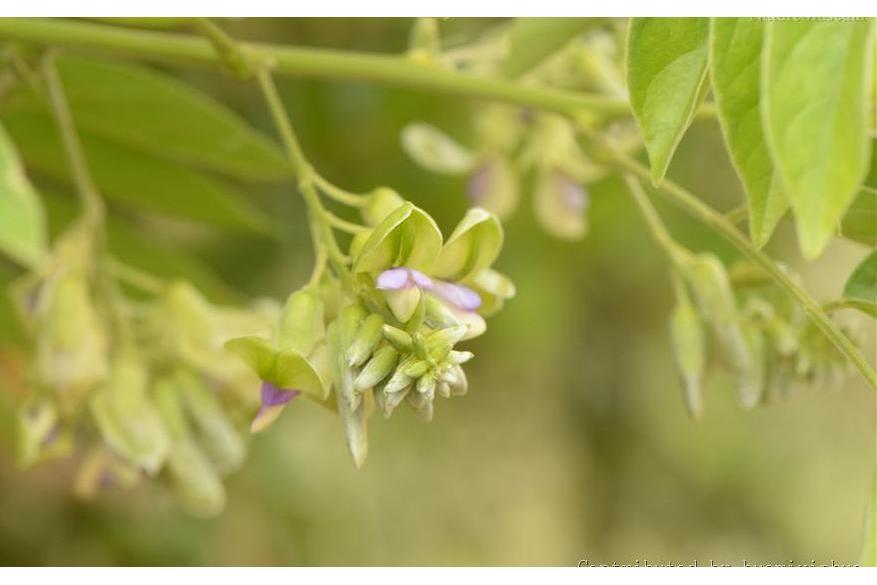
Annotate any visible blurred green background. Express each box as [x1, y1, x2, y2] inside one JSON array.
[[0, 18, 874, 566]]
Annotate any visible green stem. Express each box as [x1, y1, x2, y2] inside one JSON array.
[[325, 212, 368, 235], [614, 153, 876, 392], [0, 18, 631, 118], [623, 175, 686, 265], [42, 52, 104, 225], [255, 66, 353, 288], [312, 174, 367, 208]]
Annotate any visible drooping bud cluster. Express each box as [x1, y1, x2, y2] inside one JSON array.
[[666, 250, 863, 418], [226, 190, 514, 468], [11, 224, 277, 516]]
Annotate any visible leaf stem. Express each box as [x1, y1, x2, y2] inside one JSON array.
[[312, 174, 368, 208], [623, 175, 686, 266], [612, 152, 876, 392]]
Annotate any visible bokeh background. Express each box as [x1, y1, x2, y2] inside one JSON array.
[[0, 18, 874, 566]]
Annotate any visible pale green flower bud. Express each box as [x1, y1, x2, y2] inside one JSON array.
[[382, 325, 414, 352], [278, 288, 325, 355], [383, 284, 423, 323], [467, 157, 520, 220], [669, 277, 706, 419], [533, 170, 589, 241], [346, 314, 385, 367], [426, 324, 468, 361], [448, 350, 474, 365], [401, 358, 430, 378], [436, 381, 451, 399], [354, 345, 399, 392], [383, 366, 414, 394], [327, 319, 368, 468], [362, 187, 405, 227], [375, 385, 409, 418], [416, 373, 436, 396], [401, 123, 476, 175], [16, 398, 73, 466], [407, 382, 435, 422], [440, 364, 468, 396]]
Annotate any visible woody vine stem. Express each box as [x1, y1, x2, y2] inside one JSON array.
[[0, 17, 873, 392]]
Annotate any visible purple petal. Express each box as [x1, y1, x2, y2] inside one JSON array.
[[376, 267, 412, 290], [410, 269, 434, 289], [467, 165, 491, 204], [261, 381, 300, 407], [432, 281, 482, 311], [559, 175, 588, 214]]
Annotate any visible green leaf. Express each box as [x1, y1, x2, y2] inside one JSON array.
[[224, 336, 326, 400], [400, 123, 476, 175], [0, 121, 47, 268], [5, 55, 289, 181], [841, 187, 877, 247], [432, 207, 504, 281], [353, 202, 443, 274], [710, 18, 788, 247], [762, 19, 875, 259], [842, 250, 877, 317], [503, 18, 599, 78], [1, 112, 275, 235], [626, 17, 710, 184]]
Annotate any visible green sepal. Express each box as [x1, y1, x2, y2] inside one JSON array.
[[432, 208, 504, 281], [278, 287, 325, 355], [353, 202, 443, 274], [224, 336, 327, 400]]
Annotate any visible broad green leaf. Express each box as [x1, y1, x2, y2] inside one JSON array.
[[626, 17, 710, 184], [710, 18, 788, 247], [842, 250, 877, 317], [353, 202, 443, 274], [432, 207, 504, 281], [0, 122, 47, 268], [400, 123, 476, 175], [503, 18, 600, 78], [762, 19, 875, 259], [5, 55, 289, 181], [841, 187, 877, 247], [1, 112, 275, 235], [224, 336, 326, 400]]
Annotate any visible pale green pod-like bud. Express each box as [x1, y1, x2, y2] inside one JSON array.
[[362, 187, 405, 227], [176, 369, 246, 474], [533, 170, 589, 241], [401, 358, 430, 378], [669, 277, 706, 419], [436, 381, 451, 399], [416, 373, 436, 396], [36, 273, 109, 409], [407, 383, 434, 422], [448, 350, 474, 365], [383, 365, 414, 394], [466, 157, 521, 220], [739, 324, 767, 409], [682, 254, 756, 395], [375, 385, 409, 418], [401, 123, 476, 175], [16, 398, 73, 466], [426, 325, 468, 356], [278, 288, 325, 355], [347, 314, 385, 367], [354, 345, 399, 392], [90, 352, 170, 475], [441, 364, 468, 396], [327, 320, 368, 468], [382, 325, 414, 352]]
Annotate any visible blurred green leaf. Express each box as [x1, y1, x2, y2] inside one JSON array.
[[841, 187, 877, 247], [5, 55, 289, 181], [503, 18, 597, 78], [842, 249, 877, 317], [41, 188, 241, 303], [0, 122, 48, 268], [762, 20, 875, 259], [1, 112, 276, 235], [710, 18, 787, 248], [626, 17, 710, 184]]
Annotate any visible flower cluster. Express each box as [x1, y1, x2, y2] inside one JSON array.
[[13, 223, 276, 516], [226, 189, 514, 467]]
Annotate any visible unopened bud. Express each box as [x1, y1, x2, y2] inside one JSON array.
[[362, 187, 405, 226], [354, 345, 399, 392], [384, 367, 413, 394], [383, 325, 414, 352], [279, 288, 325, 355], [347, 314, 385, 367]]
